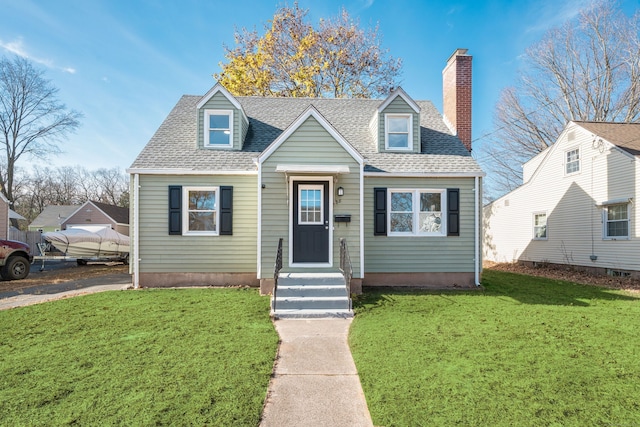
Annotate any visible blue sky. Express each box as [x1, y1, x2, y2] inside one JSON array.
[[1, 0, 638, 173]]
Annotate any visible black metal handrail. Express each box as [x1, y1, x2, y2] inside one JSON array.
[[339, 238, 353, 311], [272, 238, 283, 312]]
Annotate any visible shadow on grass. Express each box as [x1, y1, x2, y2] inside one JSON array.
[[355, 269, 639, 310]]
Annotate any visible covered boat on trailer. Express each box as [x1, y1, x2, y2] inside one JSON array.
[[42, 228, 129, 264]]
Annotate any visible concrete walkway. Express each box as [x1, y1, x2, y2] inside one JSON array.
[[260, 318, 373, 427]]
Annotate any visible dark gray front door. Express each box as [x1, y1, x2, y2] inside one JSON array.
[[292, 181, 330, 263]]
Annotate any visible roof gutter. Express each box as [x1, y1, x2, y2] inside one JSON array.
[[126, 168, 257, 176], [364, 171, 486, 178]]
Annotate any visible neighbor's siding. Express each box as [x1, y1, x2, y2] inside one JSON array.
[[484, 123, 640, 271], [137, 174, 257, 273], [260, 115, 362, 278], [197, 92, 246, 150], [377, 96, 420, 153], [364, 176, 478, 273], [0, 198, 8, 240], [63, 203, 115, 231]]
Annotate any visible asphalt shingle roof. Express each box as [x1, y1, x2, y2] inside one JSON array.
[[575, 121, 640, 157], [90, 201, 130, 224], [29, 205, 79, 229], [130, 94, 484, 174]]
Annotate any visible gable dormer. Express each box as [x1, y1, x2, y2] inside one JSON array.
[[196, 83, 249, 150], [370, 87, 421, 153]]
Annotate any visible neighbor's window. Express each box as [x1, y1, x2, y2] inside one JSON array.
[[204, 110, 233, 147], [565, 148, 580, 174], [533, 212, 547, 240], [389, 189, 444, 235], [183, 187, 218, 235], [385, 114, 412, 150], [603, 203, 629, 239]]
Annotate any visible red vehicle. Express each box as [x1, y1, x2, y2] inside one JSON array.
[[0, 239, 33, 280]]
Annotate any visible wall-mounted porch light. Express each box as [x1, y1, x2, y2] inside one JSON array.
[[337, 186, 344, 197]]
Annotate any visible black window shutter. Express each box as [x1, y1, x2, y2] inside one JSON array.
[[220, 186, 233, 235], [168, 185, 182, 235], [447, 188, 460, 236], [374, 187, 387, 236]]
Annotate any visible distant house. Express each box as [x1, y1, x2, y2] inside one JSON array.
[[62, 201, 130, 236], [28, 205, 79, 233], [128, 48, 485, 298], [484, 121, 640, 278], [0, 194, 10, 239]]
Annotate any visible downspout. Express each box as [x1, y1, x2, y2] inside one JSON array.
[[133, 173, 140, 289], [256, 160, 262, 280], [474, 175, 480, 286], [359, 162, 364, 279]]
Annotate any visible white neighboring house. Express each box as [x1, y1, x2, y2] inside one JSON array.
[[484, 121, 640, 277]]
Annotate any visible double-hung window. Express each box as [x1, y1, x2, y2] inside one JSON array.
[[603, 203, 630, 239], [183, 186, 218, 235], [389, 189, 445, 236], [204, 110, 233, 147], [533, 212, 547, 240], [385, 114, 412, 150], [565, 148, 580, 174]]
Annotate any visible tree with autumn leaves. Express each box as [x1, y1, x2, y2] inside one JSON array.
[[215, 3, 402, 99]]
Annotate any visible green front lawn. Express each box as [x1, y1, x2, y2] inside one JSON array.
[[350, 270, 640, 427], [0, 288, 278, 426]]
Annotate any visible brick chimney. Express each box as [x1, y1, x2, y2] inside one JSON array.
[[442, 48, 472, 151]]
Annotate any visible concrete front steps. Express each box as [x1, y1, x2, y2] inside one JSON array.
[[271, 272, 353, 319]]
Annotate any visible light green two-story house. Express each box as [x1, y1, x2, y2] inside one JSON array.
[[128, 49, 484, 304]]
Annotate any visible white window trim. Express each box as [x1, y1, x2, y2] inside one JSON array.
[[297, 184, 324, 225], [384, 113, 413, 151], [602, 202, 630, 240], [387, 188, 446, 236], [183, 186, 220, 236], [532, 211, 548, 240], [204, 109, 233, 148], [564, 147, 580, 176]]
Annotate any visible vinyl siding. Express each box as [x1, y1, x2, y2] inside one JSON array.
[[260, 115, 362, 278], [484, 123, 640, 271], [0, 199, 8, 239], [377, 96, 420, 153], [197, 92, 245, 150], [63, 203, 116, 231], [364, 176, 478, 273], [136, 174, 257, 273]]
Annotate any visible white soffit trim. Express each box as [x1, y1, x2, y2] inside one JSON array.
[[196, 83, 249, 123], [364, 171, 486, 178], [126, 168, 257, 175], [275, 164, 350, 174], [258, 105, 364, 165], [376, 87, 421, 113]]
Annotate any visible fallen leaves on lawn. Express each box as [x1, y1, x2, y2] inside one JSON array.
[[486, 262, 640, 292]]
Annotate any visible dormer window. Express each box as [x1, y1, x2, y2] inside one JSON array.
[[385, 114, 412, 150], [205, 110, 233, 147]]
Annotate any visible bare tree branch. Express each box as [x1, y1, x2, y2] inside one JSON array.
[[479, 1, 640, 198], [214, 2, 402, 98], [0, 55, 82, 207]]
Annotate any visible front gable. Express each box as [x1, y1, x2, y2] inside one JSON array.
[[258, 106, 364, 167]]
